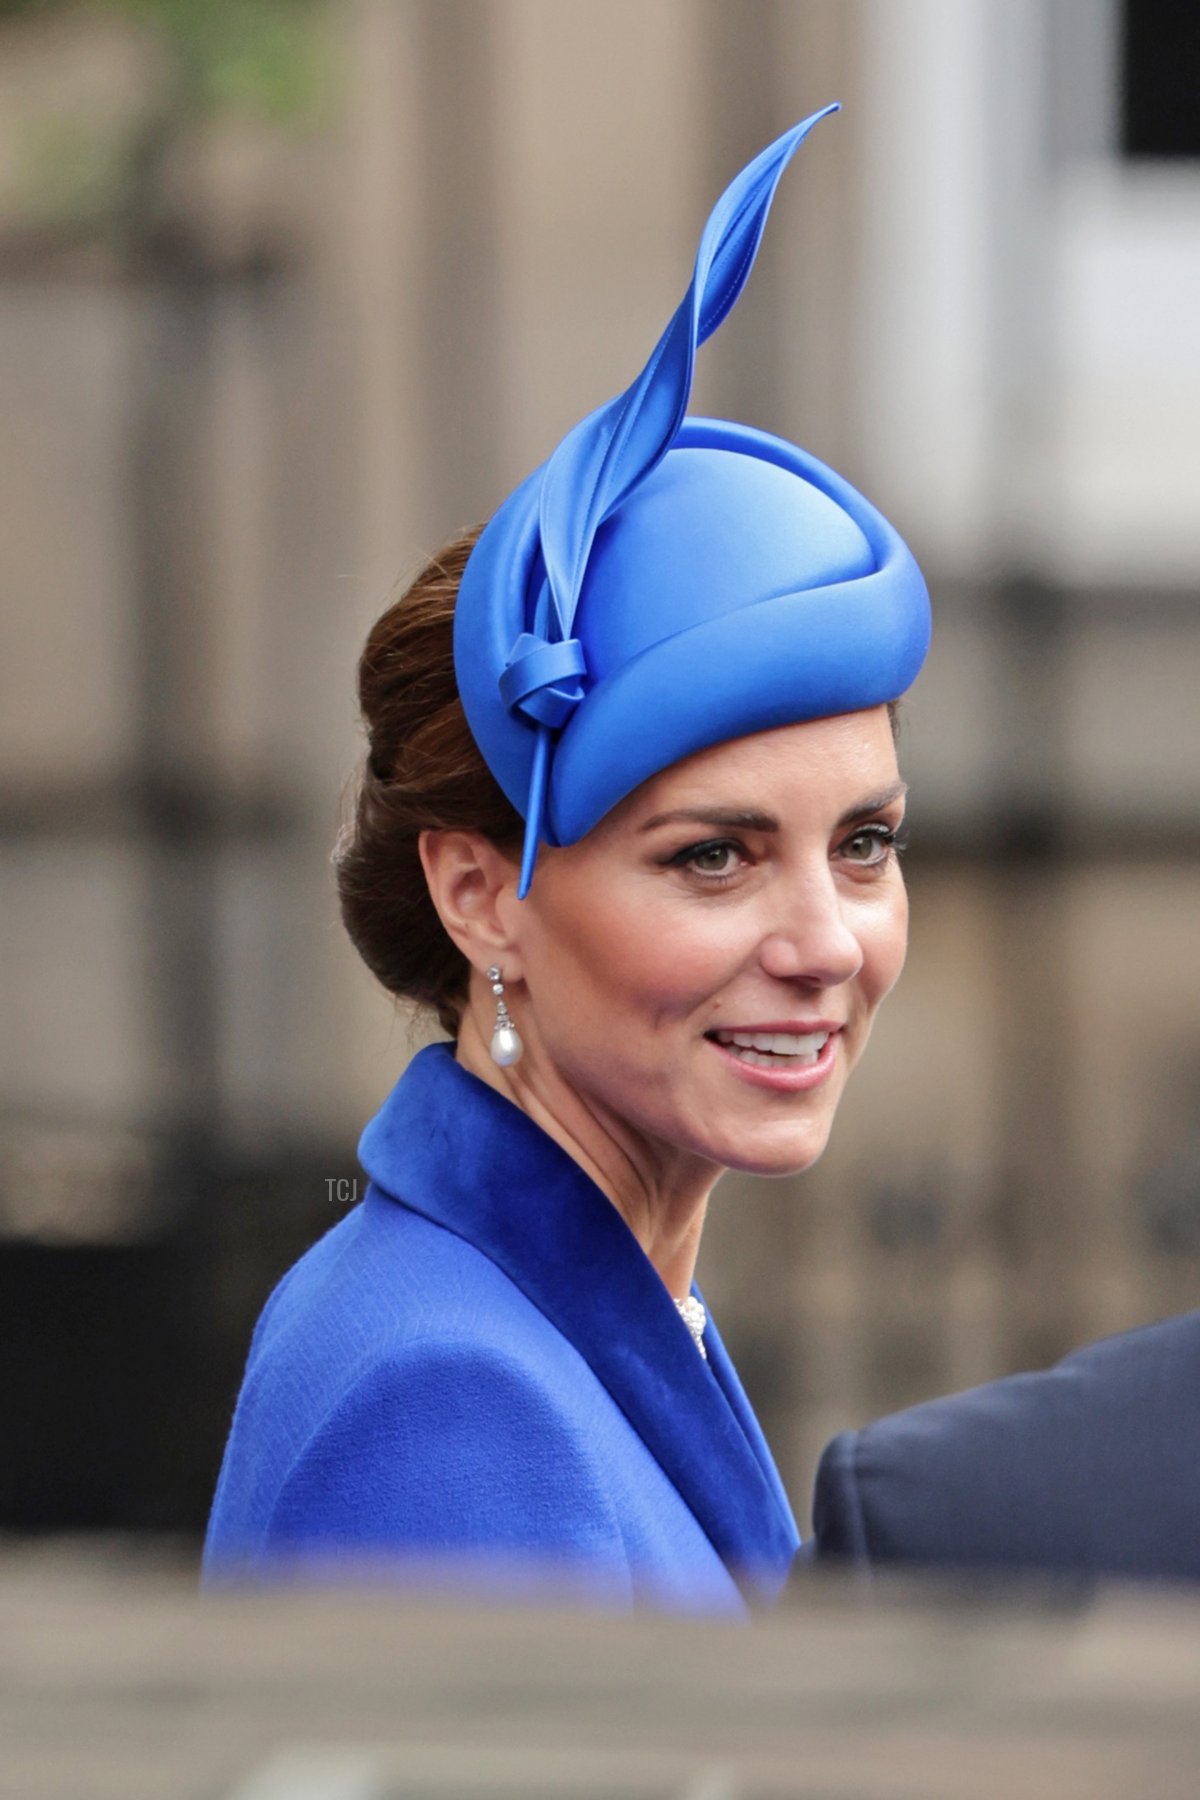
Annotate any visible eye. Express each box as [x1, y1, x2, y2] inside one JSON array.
[[665, 838, 746, 880], [840, 823, 903, 867]]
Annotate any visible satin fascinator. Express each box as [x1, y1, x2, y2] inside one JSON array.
[[454, 104, 930, 896]]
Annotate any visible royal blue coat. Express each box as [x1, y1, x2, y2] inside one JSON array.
[[808, 1310, 1200, 1583], [203, 1044, 799, 1612]]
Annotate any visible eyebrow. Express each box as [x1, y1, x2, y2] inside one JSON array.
[[638, 781, 908, 836], [638, 807, 780, 834], [836, 780, 908, 827]]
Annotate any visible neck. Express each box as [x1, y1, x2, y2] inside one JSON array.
[[454, 1010, 718, 1299]]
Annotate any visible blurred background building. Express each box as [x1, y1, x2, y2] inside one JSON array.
[[2, 0, 1198, 1540]]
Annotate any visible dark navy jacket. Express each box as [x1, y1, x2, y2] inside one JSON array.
[[810, 1311, 1200, 1583], [203, 1045, 798, 1612]]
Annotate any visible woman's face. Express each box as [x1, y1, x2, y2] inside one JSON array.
[[508, 705, 908, 1178]]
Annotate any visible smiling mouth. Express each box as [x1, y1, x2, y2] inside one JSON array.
[[706, 1028, 833, 1069]]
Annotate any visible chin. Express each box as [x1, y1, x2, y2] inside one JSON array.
[[706, 1124, 834, 1180]]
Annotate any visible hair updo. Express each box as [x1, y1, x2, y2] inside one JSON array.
[[336, 524, 522, 1036]]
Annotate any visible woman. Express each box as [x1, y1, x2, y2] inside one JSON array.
[[203, 107, 930, 1614]]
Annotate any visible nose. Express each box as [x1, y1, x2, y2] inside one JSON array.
[[757, 870, 864, 990]]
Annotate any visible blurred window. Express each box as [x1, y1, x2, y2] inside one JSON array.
[[1122, 0, 1200, 158]]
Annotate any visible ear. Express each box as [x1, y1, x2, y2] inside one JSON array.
[[418, 829, 525, 980]]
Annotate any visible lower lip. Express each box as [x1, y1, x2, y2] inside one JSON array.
[[706, 1032, 840, 1093]]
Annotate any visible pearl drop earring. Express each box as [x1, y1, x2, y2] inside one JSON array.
[[487, 966, 524, 1067]]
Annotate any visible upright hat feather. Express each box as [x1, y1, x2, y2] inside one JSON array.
[[455, 104, 930, 896]]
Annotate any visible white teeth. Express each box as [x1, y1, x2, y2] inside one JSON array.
[[711, 1029, 831, 1061], [736, 1047, 820, 1069]]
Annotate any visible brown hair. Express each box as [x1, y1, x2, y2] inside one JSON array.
[[335, 524, 522, 1036]]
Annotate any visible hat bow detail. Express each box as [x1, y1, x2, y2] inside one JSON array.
[[499, 631, 588, 732]]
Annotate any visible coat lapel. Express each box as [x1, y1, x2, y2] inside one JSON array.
[[701, 1307, 798, 1544], [359, 1044, 798, 1601]]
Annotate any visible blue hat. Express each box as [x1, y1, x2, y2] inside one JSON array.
[[454, 105, 930, 897]]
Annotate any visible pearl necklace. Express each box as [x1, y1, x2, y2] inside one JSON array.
[[674, 1295, 708, 1360]]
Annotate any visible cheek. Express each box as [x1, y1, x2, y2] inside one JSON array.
[[529, 880, 742, 1024], [860, 878, 909, 1004]]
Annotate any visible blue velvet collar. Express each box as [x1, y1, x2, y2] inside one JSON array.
[[358, 1043, 799, 1601]]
